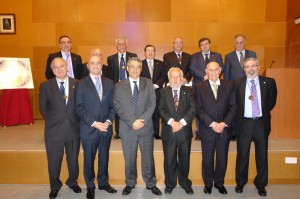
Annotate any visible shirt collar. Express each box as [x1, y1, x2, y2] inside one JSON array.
[[209, 78, 220, 86]]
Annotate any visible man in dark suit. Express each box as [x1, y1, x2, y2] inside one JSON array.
[[159, 67, 196, 195], [39, 58, 82, 199], [194, 62, 236, 195], [107, 36, 137, 139], [190, 37, 224, 141], [223, 34, 257, 141], [81, 48, 109, 78], [223, 34, 257, 81], [234, 57, 277, 197], [163, 37, 192, 84], [75, 55, 117, 199], [113, 57, 162, 196], [45, 35, 84, 80], [140, 44, 166, 140]]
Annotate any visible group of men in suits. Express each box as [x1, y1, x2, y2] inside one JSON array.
[[41, 34, 277, 198]]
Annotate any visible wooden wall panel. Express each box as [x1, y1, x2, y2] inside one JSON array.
[[171, 0, 218, 22], [32, 0, 78, 22], [265, 0, 287, 22], [220, 0, 266, 22], [264, 47, 286, 68], [244, 23, 286, 46], [0, 0, 32, 22], [126, 0, 171, 22], [78, 0, 125, 22], [286, 0, 300, 21]]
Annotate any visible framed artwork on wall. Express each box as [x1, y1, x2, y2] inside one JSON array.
[[0, 14, 16, 34]]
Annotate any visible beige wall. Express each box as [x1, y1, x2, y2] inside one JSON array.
[[0, 0, 287, 119]]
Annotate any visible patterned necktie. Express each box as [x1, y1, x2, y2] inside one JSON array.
[[59, 82, 66, 104], [65, 54, 74, 78], [95, 77, 102, 100], [204, 54, 209, 65], [133, 81, 139, 114], [212, 83, 218, 99], [120, 54, 126, 80], [177, 53, 182, 64], [149, 60, 154, 79], [250, 80, 260, 117], [173, 90, 179, 111], [240, 52, 244, 68]]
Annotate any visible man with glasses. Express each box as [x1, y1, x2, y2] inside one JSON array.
[[113, 57, 162, 196], [234, 58, 277, 197], [45, 35, 84, 80]]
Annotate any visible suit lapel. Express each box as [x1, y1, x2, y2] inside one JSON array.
[[205, 81, 217, 101], [240, 78, 247, 111], [50, 78, 65, 104], [86, 76, 101, 100], [167, 87, 177, 112], [259, 76, 266, 110], [68, 77, 75, 103]]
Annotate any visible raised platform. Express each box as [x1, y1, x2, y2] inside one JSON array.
[[0, 120, 300, 185]]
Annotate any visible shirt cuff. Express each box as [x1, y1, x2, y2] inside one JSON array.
[[180, 119, 187, 126], [91, 121, 96, 127], [167, 118, 174, 125], [106, 119, 112, 125], [153, 84, 159, 89]]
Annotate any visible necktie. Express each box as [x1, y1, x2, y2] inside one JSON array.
[[65, 54, 74, 78], [95, 77, 102, 100], [133, 81, 139, 114], [212, 83, 218, 99], [205, 54, 209, 65], [59, 82, 66, 104], [173, 90, 179, 111], [240, 52, 244, 68], [149, 60, 154, 79], [120, 54, 126, 80], [177, 53, 182, 64], [250, 80, 260, 117]]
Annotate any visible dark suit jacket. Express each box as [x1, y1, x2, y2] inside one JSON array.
[[75, 75, 115, 139], [39, 77, 79, 141], [140, 59, 166, 103], [159, 86, 196, 141], [194, 80, 236, 137], [190, 51, 223, 85], [223, 50, 257, 81], [106, 51, 138, 83], [113, 77, 156, 142], [45, 51, 84, 80], [234, 76, 277, 135], [163, 51, 192, 82]]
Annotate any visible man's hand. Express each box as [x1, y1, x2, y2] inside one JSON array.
[[211, 122, 226, 133], [93, 121, 110, 132], [171, 120, 183, 133], [132, 119, 145, 130]]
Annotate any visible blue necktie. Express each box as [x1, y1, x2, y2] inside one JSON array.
[[133, 81, 139, 114], [95, 77, 102, 100], [59, 82, 66, 104], [119, 54, 126, 80]]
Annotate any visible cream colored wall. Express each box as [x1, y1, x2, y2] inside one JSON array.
[[0, 0, 287, 119]]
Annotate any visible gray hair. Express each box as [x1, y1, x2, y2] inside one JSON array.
[[167, 67, 183, 78], [127, 57, 142, 67], [50, 57, 67, 70], [244, 57, 260, 66], [234, 34, 246, 41], [116, 36, 127, 44]]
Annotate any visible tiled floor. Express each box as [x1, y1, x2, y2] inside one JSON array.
[[0, 184, 300, 199]]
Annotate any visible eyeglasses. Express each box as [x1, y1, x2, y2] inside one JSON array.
[[128, 65, 142, 69], [244, 64, 258, 69], [60, 41, 71, 45]]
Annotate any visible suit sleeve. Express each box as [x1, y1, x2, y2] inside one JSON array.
[[154, 62, 166, 87], [190, 55, 206, 80], [107, 82, 116, 122], [268, 78, 277, 111], [195, 86, 214, 127], [75, 81, 97, 126], [223, 82, 237, 126], [39, 83, 47, 119], [139, 81, 156, 122], [45, 55, 54, 80]]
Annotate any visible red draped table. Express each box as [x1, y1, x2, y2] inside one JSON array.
[[0, 89, 34, 127]]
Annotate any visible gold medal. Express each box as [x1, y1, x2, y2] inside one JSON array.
[[63, 95, 68, 99], [122, 65, 125, 69], [248, 95, 253, 100]]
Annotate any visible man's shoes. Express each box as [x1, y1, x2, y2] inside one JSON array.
[[184, 187, 194, 195], [69, 185, 82, 193], [113, 135, 120, 140], [203, 186, 212, 194], [195, 135, 201, 141], [122, 185, 134, 195], [146, 186, 162, 196], [257, 187, 267, 197], [235, 185, 243, 193], [154, 135, 162, 140], [49, 190, 59, 199], [98, 184, 117, 193], [86, 188, 95, 199], [214, 185, 227, 194], [165, 187, 173, 194]]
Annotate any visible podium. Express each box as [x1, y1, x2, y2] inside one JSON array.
[[0, 89, 34, 127]]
